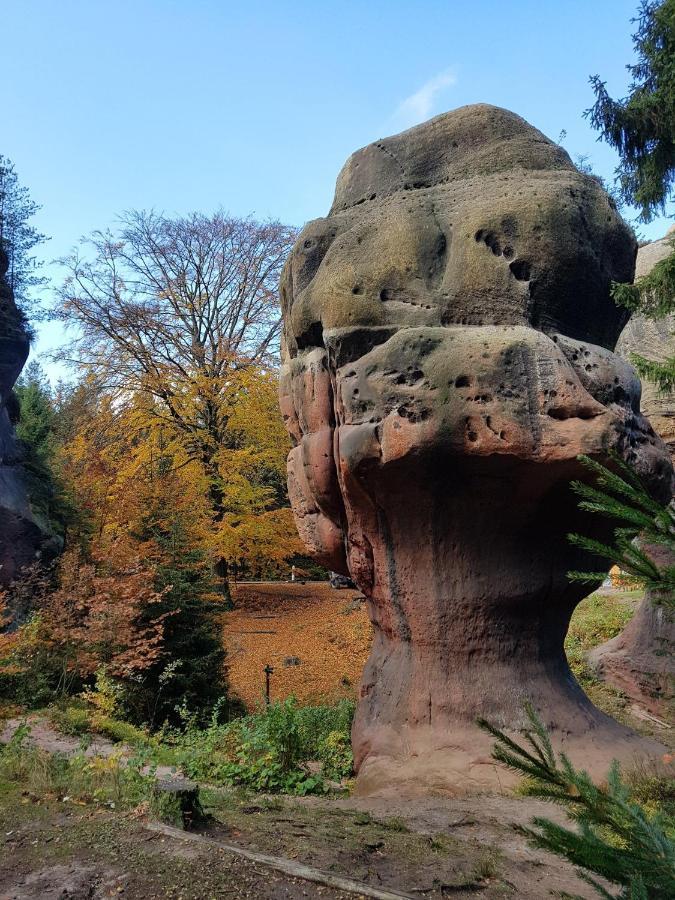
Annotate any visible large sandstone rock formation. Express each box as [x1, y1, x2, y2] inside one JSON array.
[[279, 105, 674, 795], [589, 228, 675, 718], [0, 248, 51, 596]]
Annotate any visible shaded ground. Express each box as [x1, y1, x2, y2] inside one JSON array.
[[0, 782, 355, 899], [226, 583, 370, 709], [0, 773, 601, 900]]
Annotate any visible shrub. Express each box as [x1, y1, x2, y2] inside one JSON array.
[[50, 704, 90, 736], [170, 698, 354, 795]]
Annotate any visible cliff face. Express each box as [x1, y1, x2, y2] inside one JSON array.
[[616, 226, 675, 456], [0, 248, 51, 591]]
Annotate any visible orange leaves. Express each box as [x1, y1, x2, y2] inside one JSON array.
[[37, 541, 169, 680], [224, 582, 372, 710]]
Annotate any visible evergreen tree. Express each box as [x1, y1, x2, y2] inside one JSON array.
[[567, 455, 674, 606], [479, 706, 675, 899], [124, 522, 237, 729], [0, 156, 48, 319], [587, 0, 675, 389], [14, 361, 70, 542]]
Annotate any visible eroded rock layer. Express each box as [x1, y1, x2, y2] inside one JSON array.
[[280, 105, 674, 795]]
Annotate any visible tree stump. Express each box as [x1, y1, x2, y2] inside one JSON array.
[[150, 777, 205, 830]]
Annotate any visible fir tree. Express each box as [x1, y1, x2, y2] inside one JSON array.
[[14, 361, 70, 541], [479, 705, 675, 899], [0, 155, 48, 319], [567, 455, 674, 606], [124, 522, 237, 729], [587, 0, 675, 389]]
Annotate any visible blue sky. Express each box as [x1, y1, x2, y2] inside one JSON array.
[[4, 0, 672, 377]]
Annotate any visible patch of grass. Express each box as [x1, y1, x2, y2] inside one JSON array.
[[352, 810, 372, 825], [428, 834, 455, 854], [48, 702, 166, 758], [626, 760, 675, 820], [472, 847, 502, 881], [0, 724, 153, 808], [378, 816, 409, 833], [565, 590, 640, 725], [566, 591, 638, 666], [49, 703, 90, 736]]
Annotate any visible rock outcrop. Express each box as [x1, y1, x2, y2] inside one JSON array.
[[616, 226, 675, 455], [0, 248, 51, 596], [589, 229, 675, 718], [279, 105, 674, 795]]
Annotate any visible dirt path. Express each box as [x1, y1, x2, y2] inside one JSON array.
[[0, 715, 178, 779], [0, 789, 357, 900]]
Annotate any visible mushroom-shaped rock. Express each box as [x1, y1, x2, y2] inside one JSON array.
[[279, 105, 674, 796]]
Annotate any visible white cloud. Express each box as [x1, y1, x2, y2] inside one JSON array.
[[393, 68, 458, 129]]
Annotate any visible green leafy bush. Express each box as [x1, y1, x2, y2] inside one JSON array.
[[49, 704, 90, 736], [170, 698, 354, 795]]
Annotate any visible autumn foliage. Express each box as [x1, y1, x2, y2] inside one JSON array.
[[1, 211, 308, 725]]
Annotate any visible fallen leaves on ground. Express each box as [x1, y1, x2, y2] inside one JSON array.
[[225, 582, 372, 710]]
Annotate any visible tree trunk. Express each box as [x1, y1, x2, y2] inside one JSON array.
[[214, 557, 233, 610]]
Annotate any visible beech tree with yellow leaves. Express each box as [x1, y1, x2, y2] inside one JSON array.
[[55, 210, 301, 599]]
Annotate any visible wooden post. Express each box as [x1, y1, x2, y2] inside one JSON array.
[[264, 664, 274, 705]]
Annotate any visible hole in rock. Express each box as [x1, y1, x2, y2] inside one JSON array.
[[509, 259, 531, 281]]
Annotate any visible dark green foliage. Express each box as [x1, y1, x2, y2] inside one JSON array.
[[587, 1, 675, 221], [0, 155, 48, 320], [14, 362, 71, 539], [630, 348, 675, 392], [123, 528, 235, 729], [611, 238, 675, 390], [567, 455, 674, 605], [478, 705, 675, 899], [587, 1, 675, 390], [612, 238, 675, 319]]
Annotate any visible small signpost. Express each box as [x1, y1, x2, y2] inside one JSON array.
[[264, 664, 274, 705]]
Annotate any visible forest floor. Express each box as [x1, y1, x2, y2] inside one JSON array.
[[225, 582, 370, 709], [1, 585, 672, 898], [0, 761, 603, 900]]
